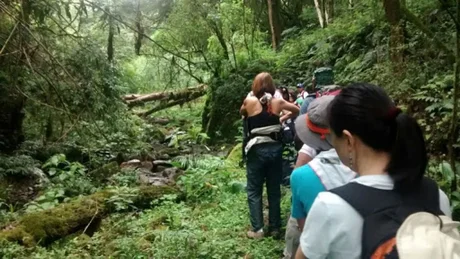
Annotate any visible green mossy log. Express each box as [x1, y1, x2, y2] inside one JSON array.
[[0, 185, 180, 246], [226, 143, 242, 164]]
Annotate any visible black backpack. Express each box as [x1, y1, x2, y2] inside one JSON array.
[[329, 177, 443, 259]]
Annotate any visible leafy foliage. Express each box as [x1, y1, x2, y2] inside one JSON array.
[[0, 155, 40, 177], [25, 154, 96, 212]]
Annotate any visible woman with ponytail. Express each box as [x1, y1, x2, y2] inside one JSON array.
[[295, 83, 452, 259]]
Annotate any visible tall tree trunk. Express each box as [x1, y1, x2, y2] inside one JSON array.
[[0, 0, 28, 153], [449, 0, 460, 192], [242, 0, 251, 57], [107, 7, 114, 62], [267, 0, 282, 50], [313, 0, 326, 28], [134, 0, 143, 55], [0, 91, 25, 153], [325, 0, 334, 25], [383, 0, 404, 69]]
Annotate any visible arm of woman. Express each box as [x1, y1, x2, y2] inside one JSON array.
[[276, 99, 299, 118], [240, 100, 247, 117], [280, 111, 292, 123]]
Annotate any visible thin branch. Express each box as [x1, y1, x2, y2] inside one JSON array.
[[82, 206, 99, 235], [84, 0, 198, 66], [22, 48, 74, 120], [0, 4, 80, 85], [401, 6, 455, 63], [439, 0, 460, 29], [0, 21, 19, 56], [139, 52, 204, 83]]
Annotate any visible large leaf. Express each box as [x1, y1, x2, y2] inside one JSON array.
[[43, 154, 67, 169], [440, 161, 454, 183]]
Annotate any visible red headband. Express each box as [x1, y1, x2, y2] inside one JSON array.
[[306, 115, 330, 139]]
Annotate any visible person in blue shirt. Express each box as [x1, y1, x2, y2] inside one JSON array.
[[295, 67, 336, 168], [283, 95, 356, 259]]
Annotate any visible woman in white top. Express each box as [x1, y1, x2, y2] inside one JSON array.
[[296, 83, 451, 259]]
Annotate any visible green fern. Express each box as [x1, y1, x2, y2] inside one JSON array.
[[0, 155, 40, 177]]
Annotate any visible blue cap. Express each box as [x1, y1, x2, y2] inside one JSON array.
[[297, 83, 304, 88]]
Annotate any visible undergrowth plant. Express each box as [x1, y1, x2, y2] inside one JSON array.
[[0, 155, 40, 177], [427, 159, 460, 220], [174, 155, 232, 202], [26, 154, 97, 212]]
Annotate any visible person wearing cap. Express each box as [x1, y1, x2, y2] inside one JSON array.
[[283, 95, 356, 259], [296, 83, 308, 99], [295, 83, 307, 107], [299, 67, 337, 115], [295, 67, 338, 168]]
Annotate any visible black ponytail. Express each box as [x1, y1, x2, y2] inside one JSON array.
[[328, 83, 427, 192], [387, 113, 427, 191]]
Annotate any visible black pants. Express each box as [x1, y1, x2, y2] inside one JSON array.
[[246, 142, 283, 231]]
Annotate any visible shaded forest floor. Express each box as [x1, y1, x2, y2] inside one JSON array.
[[0, 101, 291, 259]]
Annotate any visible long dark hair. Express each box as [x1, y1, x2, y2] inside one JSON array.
[[328, 83, 427, 192]]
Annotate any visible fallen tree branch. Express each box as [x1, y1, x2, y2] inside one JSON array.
[[136, 88, 206, 117], [124, 84, 207, 107], [123, 94, 144, 101], [138, 99, 187, 117]]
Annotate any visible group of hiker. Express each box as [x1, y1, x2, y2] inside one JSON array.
[[239, 68, 460, 259]]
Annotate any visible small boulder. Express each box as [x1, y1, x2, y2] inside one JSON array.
[[138, 173, 171, 186], [140, 161, 153, 171], [162, 167, 183, 181], [153, 160, 173, 166], [120, 159, 141, 169], [158, 154, 170, 160], [88, 162, 119, 182], [152, 160, 173, 172]]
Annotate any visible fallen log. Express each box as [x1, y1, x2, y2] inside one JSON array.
[[123, 94, 144, 101], [135, 88, 206, 117], [0, 185, 181, 246], [124, 84, 207, 107]]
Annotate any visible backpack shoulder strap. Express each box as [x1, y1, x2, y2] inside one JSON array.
[[330, 177, 443, 218], [402, 177, 442, 215], [330, 182, 401, 218]]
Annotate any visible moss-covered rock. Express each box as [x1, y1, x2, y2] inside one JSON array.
[[88, 162, 119, 182], [0, 185, 180, 246], [226, 143, 242, 165]]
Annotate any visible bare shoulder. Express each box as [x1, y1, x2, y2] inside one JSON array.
[[270, 98, 284, 105], [245, 96, 259, 102], [244, 96, 259, 106]]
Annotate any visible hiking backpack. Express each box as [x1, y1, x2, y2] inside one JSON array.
[[330, 177, 460, 259], [396, 211, 460, 259]]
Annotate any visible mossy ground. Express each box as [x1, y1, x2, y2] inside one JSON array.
[[0, 158, 291, 258], [0, 185, 179, 248]]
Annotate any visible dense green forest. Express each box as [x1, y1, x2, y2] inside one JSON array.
[[1, 0, 460, 257]]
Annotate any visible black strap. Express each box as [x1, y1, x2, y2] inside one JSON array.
[[329, 177, 442, 218], [242, 118, 249, 162]]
